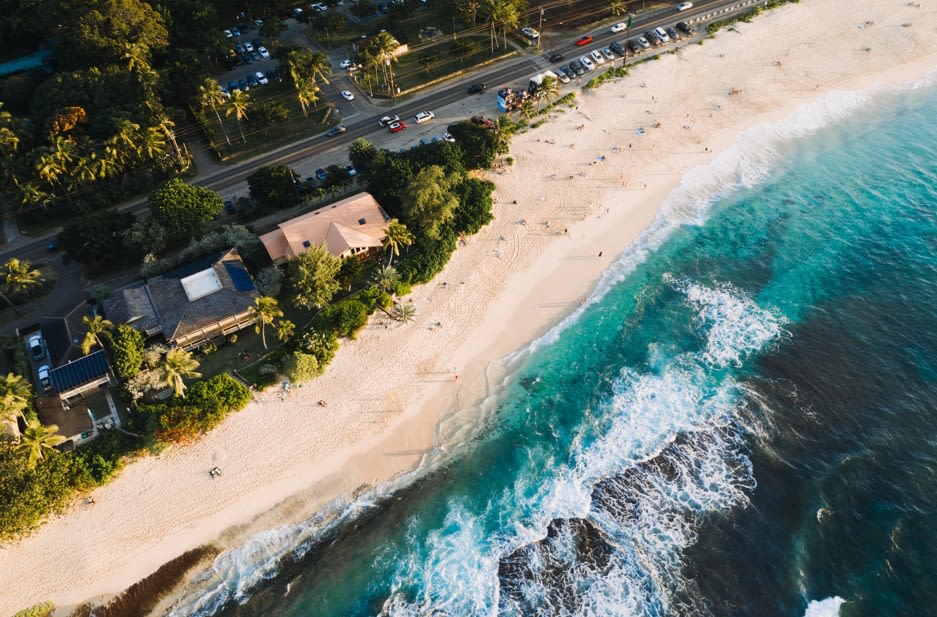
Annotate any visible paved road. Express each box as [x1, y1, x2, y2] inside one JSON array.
[[0, 0, 741, 268]]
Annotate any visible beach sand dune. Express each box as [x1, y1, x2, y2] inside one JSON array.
[[2, 0, 937, 613]]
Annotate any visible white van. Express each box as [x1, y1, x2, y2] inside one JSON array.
[[654, 27, 671, 43]]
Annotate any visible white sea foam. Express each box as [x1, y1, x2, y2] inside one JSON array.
[[803, 596, 846, 617]]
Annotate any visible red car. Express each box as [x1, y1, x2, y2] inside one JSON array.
[[575, 35, 593, 47], [389, 121, 407, 133]]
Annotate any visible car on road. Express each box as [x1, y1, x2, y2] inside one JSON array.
[[37, 365, 51, 391], [389, 121, 407, 133], [255, 71, 268, 85], [548, 52, 564, 62], [414, 110, 435, 123], [676, 21, 695, 35], [555, 69, 571, 84], [521, 26, 540, 40], [327, 125, 346, 137], [315, 168, 328, 181], [340, 59, 354, 69], [610, 41, 626, 56], [636, 36, 651, 49], [341, 90, 355, 101], [611, 22, 627, 33], [442, 132, 456, 142], [666, 26, 680, 41], [468, 83, 486, 95], [676, 1, 693, 10], [258, 46, 270, 59], [579, 55, 595, 71], [601, 47, 615, 61], [654, 27, 671, 43], [590, 49, 605, 65], [27, 334, 45, 361], [379, 115, 400, 127], [342, 163, 357, 177], [575, 35, 593, 47], [47, 239, 62, 252], [569, 60, 585, 76]]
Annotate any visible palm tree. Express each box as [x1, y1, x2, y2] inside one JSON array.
[[1, 258, 42, 297], [122, 42, 151, 73], [69, 154, 96, 188], [492, 115, 513, 155], [392, 302, 416, 323], [372, 265, 400, 294], [308, 51, 332, 85], [35, 152, 67, 199], [382, 219, 414, 267], [140, 125, 169, 163], [15, 181, 51, 209], [157, 348, 202, 398], [108, 119, 142, 165], [0, 372, 33, 425], [226, 89, 251, 143], [16, 419, 66, 469], [250, 296, 283, 349], [370, 32, 400, 98], [198, 78, 231, 145], [517, 98, 535, 121], [609, 0, 628, 17], [81, 315, 114, 355], [539, 75, 560, 110], [296, 78, 320, 118], [276, 319, 295, 343]]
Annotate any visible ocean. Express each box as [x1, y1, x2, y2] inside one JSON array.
[[164, 74, 937, 617]]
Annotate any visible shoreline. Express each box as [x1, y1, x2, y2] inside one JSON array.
[[3, 1, 937, 614]]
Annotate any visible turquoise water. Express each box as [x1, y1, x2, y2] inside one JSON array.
[[167, 74, 937, 617]]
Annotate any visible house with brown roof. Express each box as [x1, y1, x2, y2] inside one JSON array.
[[259, 192, 391, 263], [102, 249, 259, 350], [34, 395, 96, 451]]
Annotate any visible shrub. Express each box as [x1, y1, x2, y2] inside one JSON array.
[[282, 352, 321, 383], [324, 298, 369, 339], [296, 327, 338, 366], [148, 374, 251, 443], [13, 601, 55, 617]]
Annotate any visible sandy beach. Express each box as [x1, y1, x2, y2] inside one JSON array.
[[3, 0, 937, 613]]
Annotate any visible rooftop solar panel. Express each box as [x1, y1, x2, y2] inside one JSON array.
[[224, 261, 256, 292]]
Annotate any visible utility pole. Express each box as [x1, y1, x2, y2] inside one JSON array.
[[537, 8, 545, 51]]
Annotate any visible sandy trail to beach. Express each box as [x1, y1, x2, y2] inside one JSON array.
[[3, 0, 937, 613]]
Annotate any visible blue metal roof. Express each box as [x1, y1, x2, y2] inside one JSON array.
[[49, 350, 110, 393], [224, 261, 256, 292]]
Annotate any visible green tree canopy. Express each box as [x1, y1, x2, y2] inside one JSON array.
[[250, 296, 284, 349], [157, 348, 202, 398], [0, 258, 42, 298], [288, 243, 342, 310], [401, 165, 460, 240], [247, 165, 300, 211], [0, 373, 33, 425], [110, 324, 145, 381], [148, 178, 223, 239], [282, 351, 320, 383], [15, 420, 66, 470]]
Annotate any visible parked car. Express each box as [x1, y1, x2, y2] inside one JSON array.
[[235, 42, 245, 53], [379, 115, 400, 127], [258, 46, 270, 58], [590, 49, 605, 65], [468, 83, 486, 94], [341, 90, 355, 101], [666, 26, 680, 40], [627, 39, 641, 53], [255, 71, 268, 85], [548, 52, 564, 62], [224, 200, 237, 215], [676, 21, 696, 35], [243, 41, 254, 52], [442, 132, 456, 142], [521, 26, 540, 39], [27, 334, 45, 361], [250, 50, 261, 62], [555, 69, 571, 84], [636, 36, 651, 49], [644, 31, 662, 46], [575, 35, 593, 47], [315, 168, 328, 181], [388, 121, 407, 133], [676, 1, 693, 10], [266, 67, 280, 81], [47, 239, 62, 252], [340, 59, 354, 69], [247, 74, 259, 87], [241, 53, 253, 65], [223, 29, 233, 38], [37, 365, 51, 391], [560, 65, 575, 81], [610, 41, 626, 56], [419, 136, 432, 146], [342, 163, 357, 177], [654, 27, 670, 43], [238, 78, 249, 91], [252, 38, 262, 48], [327, 125, 347, 136], [601, 47, 615, 61], [611, 22, 627, 33], [414, 110, 435, 123], [230, 27, 241, 36], [579, 55, 595, 71], [228, 80, 239, 91], [569, 60, 585, 76]]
